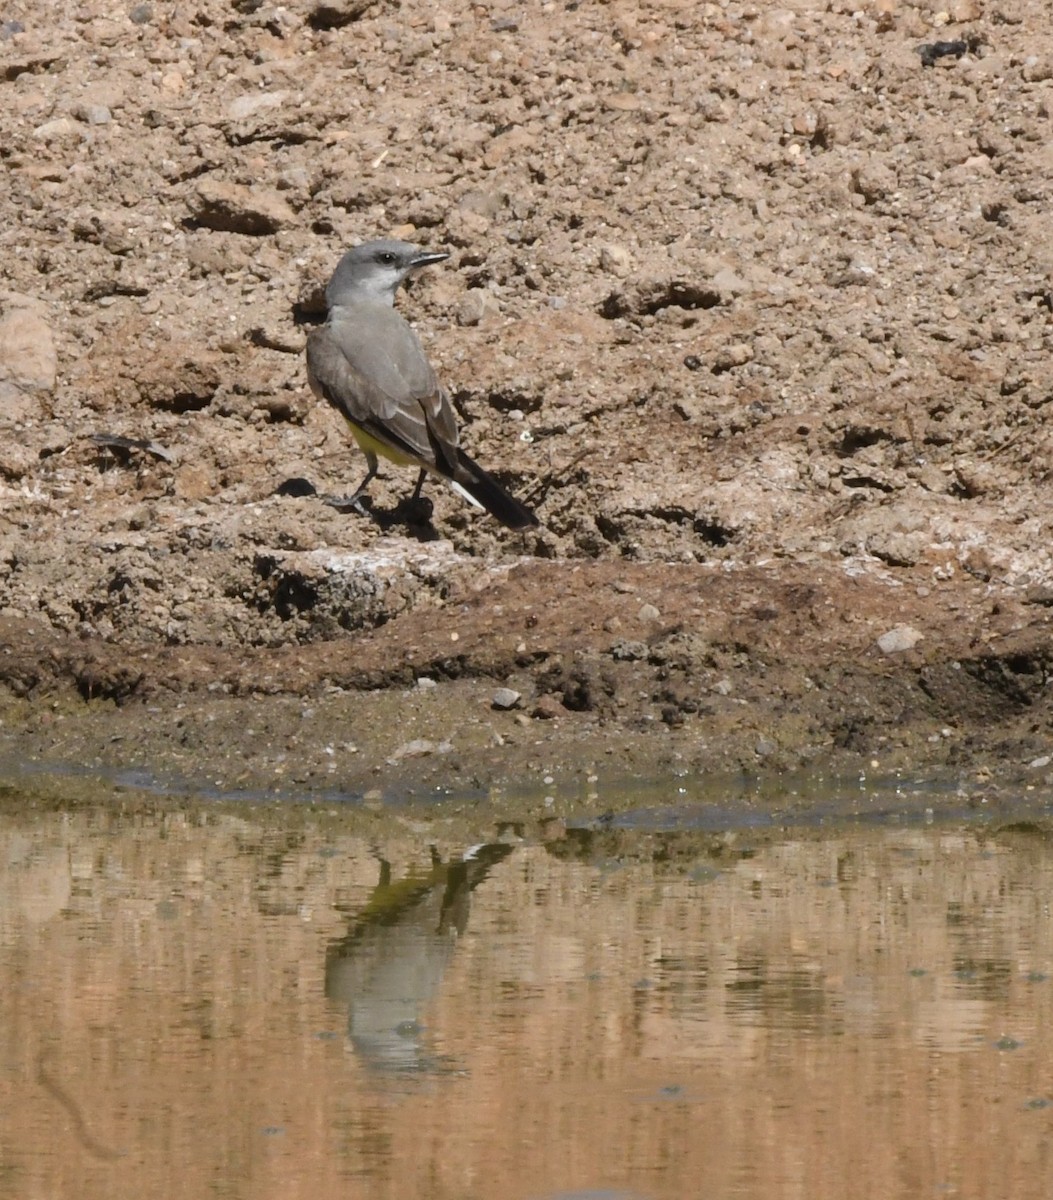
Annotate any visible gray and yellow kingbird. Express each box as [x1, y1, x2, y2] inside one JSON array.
[[306, 239, 538, 530]]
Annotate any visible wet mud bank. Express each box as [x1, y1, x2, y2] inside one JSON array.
[[2, 556, 1051, 806]]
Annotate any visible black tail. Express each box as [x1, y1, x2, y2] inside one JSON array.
[[454, 448, 539, 530]]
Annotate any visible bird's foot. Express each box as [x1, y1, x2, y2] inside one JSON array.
[[321, 491, 373, 517]]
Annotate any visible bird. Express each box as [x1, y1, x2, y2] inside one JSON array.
[[305, 239, 539, 531]]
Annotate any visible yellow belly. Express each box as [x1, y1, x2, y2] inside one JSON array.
[[346, 419, 417, 468]]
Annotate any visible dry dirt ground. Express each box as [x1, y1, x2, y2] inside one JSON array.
[[1, 0, 1053, 801]]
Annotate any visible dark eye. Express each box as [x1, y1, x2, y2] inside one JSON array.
[[378, 251, 397, 265]]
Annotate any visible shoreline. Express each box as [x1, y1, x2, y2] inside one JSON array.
[[2, 556, 1051, 809]]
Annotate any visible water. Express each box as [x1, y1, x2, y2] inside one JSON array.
[[2, 788, 1053, 1199]]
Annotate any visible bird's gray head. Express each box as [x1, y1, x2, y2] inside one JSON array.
[[325, 239, 449, 309]]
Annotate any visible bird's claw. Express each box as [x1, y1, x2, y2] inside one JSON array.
[[321, 491, 372, 517]]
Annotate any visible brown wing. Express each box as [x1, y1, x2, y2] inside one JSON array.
[[306, 304, 459, 476]]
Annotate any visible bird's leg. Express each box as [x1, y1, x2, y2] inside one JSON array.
[[322, 452, 380, 516], [403, 468, 434, 525]]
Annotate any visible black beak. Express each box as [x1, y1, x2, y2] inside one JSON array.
[[410, 250, 450, 271]]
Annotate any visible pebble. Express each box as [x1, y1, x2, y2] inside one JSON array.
[[711, 343, 753, 372], [1024, 585, 1053, 608], [605, 92, 641, 112], [954, 460, 999, 498], [492, 687, 522, 711], [73, 103, 112, 125], [851, 159, 896, 204], [1022, 58, 1053, 83], [876, 625, 923, 654], [599, 244, 634, 278], [483, 128, 537, 169], [32, 117, 80, 141], [610, 640, 647, 662], [533, 695, 566, 720], [455, 287, 500, 327], [638, 603, 660, 622], [711, 266, 750, 295], [388, 738, 452, 761], [173, 464, 216, 502], [226, 92, 289, 122]]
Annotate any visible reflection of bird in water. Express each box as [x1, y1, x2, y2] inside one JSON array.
[[325, 843, 513, 1074]]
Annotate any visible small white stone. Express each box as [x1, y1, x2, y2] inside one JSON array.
[[876, 625, 923, 654], [226, 91, 288, 121], [599, 244, 634, 277], [73, 103, 112, 125], [33, 117, 80, 140]]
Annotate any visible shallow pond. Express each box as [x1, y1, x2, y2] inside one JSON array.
[[3, 780, 1053, 1199]]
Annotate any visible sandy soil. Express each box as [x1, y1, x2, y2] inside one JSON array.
[[1, 0, 1052, 799]]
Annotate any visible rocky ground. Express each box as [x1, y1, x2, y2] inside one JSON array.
[[1, 0, 1052, 803]]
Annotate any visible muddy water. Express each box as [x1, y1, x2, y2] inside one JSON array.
[[2, 789, 1053, 1200]]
